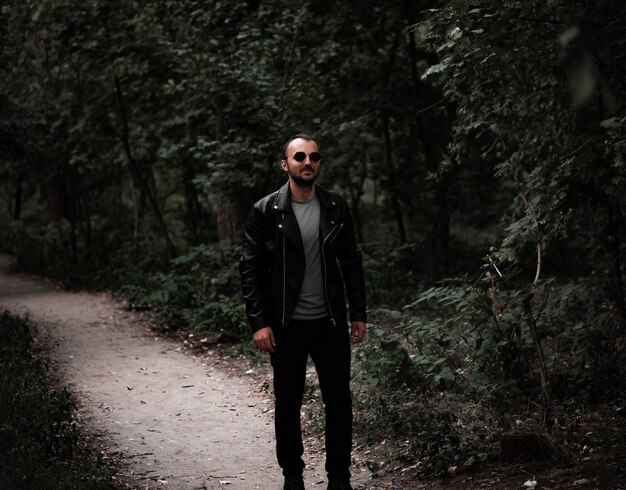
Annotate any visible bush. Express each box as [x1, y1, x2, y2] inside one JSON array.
[[0, 312, 123, 489], [351, 317, 500, 475], [120, 244, 247, 334], [0, 219, 171, 290]]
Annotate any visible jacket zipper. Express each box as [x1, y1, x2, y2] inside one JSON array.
[[321, 224, 339, 327], [328, 222, 343, 245], [281, 219, 286, 328]]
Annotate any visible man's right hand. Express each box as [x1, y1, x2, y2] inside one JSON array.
[[253, 326, 276, 353]]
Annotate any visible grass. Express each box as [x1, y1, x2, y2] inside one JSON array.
[[0, 312, 124, 489]]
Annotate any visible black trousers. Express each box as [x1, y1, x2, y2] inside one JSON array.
[[270, 317, 352, 481]]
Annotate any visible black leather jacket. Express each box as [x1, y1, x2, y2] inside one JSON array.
[[240, 182, 367, 333]]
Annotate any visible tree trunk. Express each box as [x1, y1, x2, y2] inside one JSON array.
[[379, 29, 407, 244], [216, 189, 241, 263], [214, 100, 241, 263], [405, 0, 450, 268], [67, 178, 78, 265], [14, 170, 23, 220], [182, 161, 201, 245], [47, 176, 64, 222], [103, 15, 178, 259], [112, 74, 177, 258], [605, 194, 626, 323], [435, 175, 451, 272], [47, 175, 78, 264], [81, 195, 92, 258], [382, 116, 407, 244], [348, 150, 368, 243]]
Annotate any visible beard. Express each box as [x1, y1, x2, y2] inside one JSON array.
[[287, 164, 319, 188]]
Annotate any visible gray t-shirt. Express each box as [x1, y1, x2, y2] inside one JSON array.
[[291, 196, 329, 319]]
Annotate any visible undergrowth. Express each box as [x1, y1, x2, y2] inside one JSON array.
[[348, 269, 625, 476], [119, 244, 247, 336], [0, 312, 124, 489], [2, 221, 624, 479]]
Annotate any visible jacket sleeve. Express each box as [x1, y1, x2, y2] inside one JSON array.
[[239, 203, 269, 333], [336, 200, 367, 324]]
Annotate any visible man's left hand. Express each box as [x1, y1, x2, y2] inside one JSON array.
[[350, 321, 366, 343]]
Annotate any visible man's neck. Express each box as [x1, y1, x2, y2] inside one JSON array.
[[289, 181, 316, 202]]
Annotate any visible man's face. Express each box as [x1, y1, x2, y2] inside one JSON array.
[[281, 138, 321, 187]]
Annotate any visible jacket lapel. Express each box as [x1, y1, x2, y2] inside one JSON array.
[[317, 185, 339, 242], [274, 182, 304, 254]]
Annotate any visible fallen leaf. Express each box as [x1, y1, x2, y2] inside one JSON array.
[[523, 478, 537, 489]]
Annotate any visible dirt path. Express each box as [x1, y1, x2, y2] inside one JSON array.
[[0, 263, 368, 490]]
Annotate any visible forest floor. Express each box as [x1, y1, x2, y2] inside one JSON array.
[[0, 259, 624, 489]]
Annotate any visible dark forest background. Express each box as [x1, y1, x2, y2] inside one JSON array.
[[1, 0, 625, 480]]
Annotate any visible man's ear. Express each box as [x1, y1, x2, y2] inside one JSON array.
[[280, 159, 288, 172]]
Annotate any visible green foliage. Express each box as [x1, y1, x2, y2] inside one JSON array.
[[406, 281, 536, 401], [352, 314, 500, 475], [353, 324, 422, 390], [542, 279, 625, 399], [418, 0, 626, 288], [2, 220, 76, 279], [121, 244, 246, 334], [352, 247, 625, 471], [0, 218, 171, 289], [185, 295, 246, 333], [412, 0, 626, 409], [362, 243, 428, 305], [0, 313, 122, 489]]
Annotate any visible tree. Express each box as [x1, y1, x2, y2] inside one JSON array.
[[417, 0, 626, 421]]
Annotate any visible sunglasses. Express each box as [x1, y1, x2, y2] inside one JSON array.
[[287, 151, 322, 163]]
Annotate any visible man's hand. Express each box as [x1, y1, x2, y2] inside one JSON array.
[[253, 326, 276, 353], [350, 321, 366, 344]]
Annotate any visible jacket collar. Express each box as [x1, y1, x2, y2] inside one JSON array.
[[273, 181, 292, 211], [274, 181, 339, 252], [274, 181, 337, 211]]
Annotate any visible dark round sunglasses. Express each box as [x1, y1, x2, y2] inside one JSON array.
[[287, 151, 322, 163]]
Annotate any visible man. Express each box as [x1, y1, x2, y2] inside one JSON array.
[[239, 134, 367, 490]]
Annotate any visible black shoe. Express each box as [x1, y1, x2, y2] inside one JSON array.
[[327, 480, 352, 490], [284, 474, 305, 490]]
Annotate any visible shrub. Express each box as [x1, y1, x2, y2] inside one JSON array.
[[120, 244, 247, 334], [0, 312, 123, 489]]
